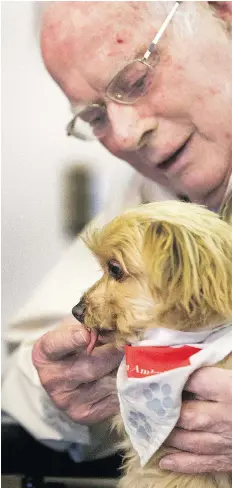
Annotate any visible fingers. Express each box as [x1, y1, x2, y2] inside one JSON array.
[[67, 393, 120, 424], [35, 343, 122, 391], [64, 344, 123, 386], [159, 452, 232, 474], [32, 320, 91, 363], [66, 369, 118, 404], [165, 428, 232, 455], [49, 369, 120, 422], [31, 316, 122, 425], [162, 398, 232, 473], [185, 367, 232, 403], [175, 400, 232, 434]]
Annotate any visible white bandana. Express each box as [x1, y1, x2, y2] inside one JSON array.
[[117, 323, 232, 466]]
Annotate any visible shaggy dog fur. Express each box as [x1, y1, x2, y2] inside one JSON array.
[[73, 201, 232, 488]]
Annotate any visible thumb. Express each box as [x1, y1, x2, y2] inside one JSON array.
[[32, 317, 91, 363]]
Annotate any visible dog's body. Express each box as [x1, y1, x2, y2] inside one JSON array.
[[72, 201, 232, 488]]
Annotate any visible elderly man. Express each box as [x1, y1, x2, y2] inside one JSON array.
[[2, 1, 232, 476]]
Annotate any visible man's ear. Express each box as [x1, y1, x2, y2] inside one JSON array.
[[210, 2, 232, 22], [143, 221, 232, 320]]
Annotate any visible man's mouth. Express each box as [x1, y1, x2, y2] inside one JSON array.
[[157, 134, 193, 173]]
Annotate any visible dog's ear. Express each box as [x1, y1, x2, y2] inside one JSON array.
[[143, 220, 232, 322]]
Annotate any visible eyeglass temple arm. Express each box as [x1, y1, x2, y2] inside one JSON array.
[[67, 118, 89, 141], [143, 1, 181, 61]]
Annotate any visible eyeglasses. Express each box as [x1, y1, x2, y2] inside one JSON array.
[[67, 1, 181, 141]]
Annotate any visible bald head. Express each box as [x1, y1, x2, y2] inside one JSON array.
[[41, 2, 153, 80], [40, 1, 225, 98]]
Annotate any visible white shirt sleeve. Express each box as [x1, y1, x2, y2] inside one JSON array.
[[2, 168, 176, 459], [1, 229, 105, 455]]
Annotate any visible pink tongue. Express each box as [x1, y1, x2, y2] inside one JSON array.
[[86, 329, 98, 355]]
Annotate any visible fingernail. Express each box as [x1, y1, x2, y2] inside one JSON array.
[[74, 329, 88, 346], [159, 458, 176, 471]]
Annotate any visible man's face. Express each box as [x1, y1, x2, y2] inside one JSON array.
[[41, 2, 232, 208]]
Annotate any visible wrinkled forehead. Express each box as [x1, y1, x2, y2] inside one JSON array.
[[41, 1, 158, 101]]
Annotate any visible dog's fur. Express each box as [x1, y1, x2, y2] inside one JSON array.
[[76, 201, 232, 488]]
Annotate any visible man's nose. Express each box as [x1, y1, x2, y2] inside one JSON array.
[[72, 299, 86, 323], [107, 102, 157, 151]]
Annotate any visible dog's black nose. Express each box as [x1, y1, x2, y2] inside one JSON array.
[[72, 299, 86, 323]]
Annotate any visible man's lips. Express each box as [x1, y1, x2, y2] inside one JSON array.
[[156, 134, 193, 172]]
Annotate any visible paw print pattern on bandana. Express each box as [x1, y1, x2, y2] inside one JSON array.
[[143, 382, 174, 416], [128, 410, 154, 442]]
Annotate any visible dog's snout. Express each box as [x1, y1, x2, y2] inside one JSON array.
[[72, 299, 86, 323]]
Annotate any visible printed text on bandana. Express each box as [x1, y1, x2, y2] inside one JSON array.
[[125, 345, 201, 378]]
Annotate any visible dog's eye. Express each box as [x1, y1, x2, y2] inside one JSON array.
[[107, 259, 124, 281]]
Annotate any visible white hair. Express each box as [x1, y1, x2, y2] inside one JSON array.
[[148, 1, 232, 40], [148, 1, 199, 38]]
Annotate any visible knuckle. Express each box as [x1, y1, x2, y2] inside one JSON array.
[[214, 455, 232, 472], [67, 404, 92, 423], [52, 393, 71, 411], [180, 404, 210, 431], [32, 339, 45, 367], [192, 414, 211, 431], [84, 363, 98, 383], [39, 331, 54, 357], [37, 369, 49, 389], [220, 435, 232, 451], [180, 411, 197, 431], [38, 369, 64, 397], [40, 374, 58, 394]]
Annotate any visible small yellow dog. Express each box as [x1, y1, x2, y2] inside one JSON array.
[[72, 201, 232, 488]]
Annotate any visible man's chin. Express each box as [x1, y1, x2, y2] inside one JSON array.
[[122, 152, 230, 210], [179, 181, 228, 210]]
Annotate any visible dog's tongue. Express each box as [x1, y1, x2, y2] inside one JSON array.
[[86, 329, 98, 355]]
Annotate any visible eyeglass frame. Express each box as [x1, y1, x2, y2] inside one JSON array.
[[66, 1, 181, 141]]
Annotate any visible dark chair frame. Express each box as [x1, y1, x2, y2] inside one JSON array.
[[1, 418, 122, 488]]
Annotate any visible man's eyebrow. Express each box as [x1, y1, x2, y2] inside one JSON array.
[[133, 46, 148, 60], [117, 45, 148, 70]]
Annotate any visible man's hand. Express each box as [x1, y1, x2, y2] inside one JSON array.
[[32, 316, 123, 423], [160, 367, 232, 473]]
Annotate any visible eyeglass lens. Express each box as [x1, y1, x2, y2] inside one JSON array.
[[106, 60, 154, 103]]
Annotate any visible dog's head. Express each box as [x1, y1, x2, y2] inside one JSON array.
[[72, 201, 232, 346]]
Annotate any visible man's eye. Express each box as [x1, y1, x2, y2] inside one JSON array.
[[129, 75, 146, 94], [107, 259, 124, 281], [79, 107, 107, 128], [118, 74, 146, 96]]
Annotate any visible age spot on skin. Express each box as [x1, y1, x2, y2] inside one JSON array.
[[131, 4, 139, 10], [209, 87, 220, 96], [162, 54, 172, 66]]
